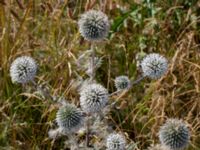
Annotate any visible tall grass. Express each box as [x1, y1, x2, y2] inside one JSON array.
[[0, 0, 200, 149]]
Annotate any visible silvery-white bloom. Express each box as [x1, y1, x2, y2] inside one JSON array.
[[80, 83, 108, 113], [159, 119, 190, 150], [114, 76, 131, 91], [106, 133, 126, 150], [10, 56, 37, 84], [141, 53, 168, 79], [78, 10, 110, 41], [56, 104, 83, 134]]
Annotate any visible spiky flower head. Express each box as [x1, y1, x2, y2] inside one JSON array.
[[10, 56, 37, 84], [106, 133, 126, 150], [141, 53, 168, 79], [78, 10, 110, 41], [114, 76, 131, 91], [159, 119, 190, 150], [80, 83, 108, 113], [147, 144, 170, 150], [56, 104, 83, 134]]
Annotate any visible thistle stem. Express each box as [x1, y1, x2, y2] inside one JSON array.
[[85, 43, 96, 148], [131, 75, 146, 86], [31, 80, 54, 101], [86, 114, 90, 147], [90, 43, 95, 81]]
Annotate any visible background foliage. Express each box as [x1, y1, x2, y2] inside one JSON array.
[[0, 0, 200, 149]]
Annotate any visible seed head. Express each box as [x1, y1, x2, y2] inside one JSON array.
[[159, 119, 190, 150], [56, 104, 83, 134], [80, 83, 108, 113], [114, 76, 131, 91], [78, 10, 110, 41], [141, 53, 168, 79], [10, 56, 37, 84], [106, 133, 126, 150]]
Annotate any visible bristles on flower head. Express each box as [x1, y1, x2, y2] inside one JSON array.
[[80, 83, 108, 113], [114, 76, 131, 91], [141, 53, 168, 79], [106, 133, 126, 150], [56, 104, 83, 134], [78, 10, 110, 41], [159, 119, 190, 150], [10, 56, 37, 84]]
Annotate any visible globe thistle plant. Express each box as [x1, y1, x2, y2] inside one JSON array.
[[10, 56, 37, 84], [80, 83, 108, 113], [56, 104, 83, 134], [141, 53, 168, 79], [114, 75, 131, 91], [78, 10, 110, 41], [159, 119, 190, 150], [106, 133, 126, 150]]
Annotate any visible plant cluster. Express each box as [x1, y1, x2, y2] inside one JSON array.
[[8, 7, 192, 150]]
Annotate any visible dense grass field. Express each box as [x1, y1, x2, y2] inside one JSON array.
[[0, 0, 200, 149]]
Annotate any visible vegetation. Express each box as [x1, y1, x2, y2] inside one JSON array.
[[0, 0, 200, 149]]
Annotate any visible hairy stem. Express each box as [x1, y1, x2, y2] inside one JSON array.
[[86, 114, 90, 147], [86, 43, 95, 147], [31, 80, 54, 101], [90, 43, 95, 81], [131, 75, 146, 86]]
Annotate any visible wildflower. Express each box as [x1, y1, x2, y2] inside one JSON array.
[[141, 53, 168, 79], [56, 104, 83, 134], [80, 83, 108, 113], [114, 76, 131, 91], [10, 56, 37, 84], [106, 133, 126, 150], [159, 119, 190, 150], [78, 10, 110, 41]]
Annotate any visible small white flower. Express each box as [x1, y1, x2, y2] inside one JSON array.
[[106, 133, 126, 150], [56, 104, 83, 134], [78, 10, 110, 41], [114, 76, 131, 91], [141, 53, 168, 79], [80, 83, 108, 113], [10, 56, 37, 84]]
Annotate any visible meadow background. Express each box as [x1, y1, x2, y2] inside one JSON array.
[[0, 0, 200, 149]]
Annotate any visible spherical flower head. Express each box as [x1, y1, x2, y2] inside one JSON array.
[[106, 133, 126, 150], [10, 56, 37, 84], [148, 144, 170, 150], [159, 119, 190, 150], [78, 10, 110, 41], [80, 83, 108, 113], [141, 53, 168, 79], [56, 104, 83, 134], [114, 76, 131, 91]]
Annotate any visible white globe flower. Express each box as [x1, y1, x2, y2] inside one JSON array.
[[80, 83, 108, 113], [78, 10, 110, 41], [141, 53, 168, 79], [10, 56, 37, 84]]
